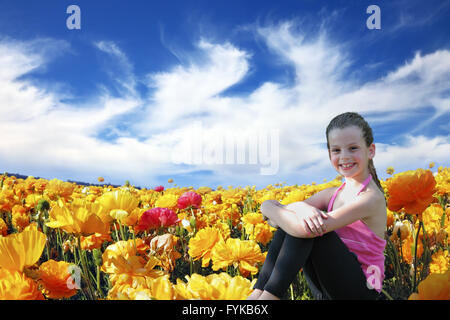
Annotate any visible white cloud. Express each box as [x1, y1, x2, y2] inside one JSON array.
[[0, 21, 449, 188], [375, 135, 450, 176]]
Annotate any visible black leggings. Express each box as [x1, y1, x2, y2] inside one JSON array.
[[254, 228, 380, 300]]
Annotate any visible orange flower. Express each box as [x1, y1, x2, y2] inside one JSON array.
[[0, 269, 44, 300], [409, 270, 450, 300], [80, 232, 112, 250], [386, 209, 395, 228], [39, 260, 78, 299], [386, 169, 436, 216]]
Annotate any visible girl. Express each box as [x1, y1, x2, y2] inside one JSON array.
[[247, 112, 387, 300]]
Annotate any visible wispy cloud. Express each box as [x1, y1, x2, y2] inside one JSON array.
[[0, 20, 449, 188]]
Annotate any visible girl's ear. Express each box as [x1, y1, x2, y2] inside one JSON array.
[[368, 143, 376, 159]]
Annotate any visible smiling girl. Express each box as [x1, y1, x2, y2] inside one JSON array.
[[247, 112, 387, 300]]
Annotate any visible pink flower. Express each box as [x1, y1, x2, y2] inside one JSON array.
[[136, 207, 180, 231], [154, 185, 164, 192], [177, 191, 202, 209]]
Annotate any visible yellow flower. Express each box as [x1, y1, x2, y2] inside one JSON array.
[[434, 166, 450, 195], [242, 212, 275, 245], [173, 273, 255, 300], [214, 221, 231, 240], [409, 270, 450, 300], [422, 203, 444, 235], [101, 239, 165, 286], [39, 260, 78, 299], [188, 227, 223, 267], [0, 269, 44, 300], [281, 189, 306, 205], [107, 275, 175, 300], [11, 205, 31, 232], [252, 223, 275, 245], [386, 166, 395, 175], [401, 234, 423, 264], [144, 275, 175, 300], [96, 190, 140, 223], [0, 217, 7, 237], [24, 193, 46, 209], [211, 238, 265, 277], [155, 193, 179, 210], [0, 225, 46, 272], [46, 202, 109, 236], [429, 250, 449, 274], [45, 178, 75, 200]]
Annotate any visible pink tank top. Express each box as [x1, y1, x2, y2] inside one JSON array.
[[328, 174, 386, 292]]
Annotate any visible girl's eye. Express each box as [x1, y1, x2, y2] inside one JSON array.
[[331, 149, 340, 153], [350, 146, 358, 150]]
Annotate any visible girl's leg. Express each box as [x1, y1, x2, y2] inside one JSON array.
[[252, 228, 287, 292], [259, 232, 314, 299], [303, 258, 331, 300], [308, 232, 380, 300]]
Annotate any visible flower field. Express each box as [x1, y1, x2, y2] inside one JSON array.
[[0, 166, 448, 300]]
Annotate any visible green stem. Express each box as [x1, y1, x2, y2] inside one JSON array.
[[118, 220, 126, 241], [77, 236, 95, 300], [412, 220, 422, 292], [381, 288, 394, 300], [96, 266, 102, 298]]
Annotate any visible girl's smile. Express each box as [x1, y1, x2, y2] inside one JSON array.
[[328, 126, 375, 180]]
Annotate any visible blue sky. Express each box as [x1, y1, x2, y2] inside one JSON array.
[[0, 0, 449, 190]]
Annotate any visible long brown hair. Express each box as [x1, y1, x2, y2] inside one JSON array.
[[326, 112, 384, 193]]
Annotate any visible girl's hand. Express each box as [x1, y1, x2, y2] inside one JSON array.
[[300, 209, 329, 236]]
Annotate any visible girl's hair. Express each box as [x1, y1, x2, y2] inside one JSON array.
[[326, 112, 384, 193]]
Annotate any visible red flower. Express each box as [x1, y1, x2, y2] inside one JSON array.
[[177, 191, 202, 209], [136, 207, 180, 231], [154, 185, 164, 192]]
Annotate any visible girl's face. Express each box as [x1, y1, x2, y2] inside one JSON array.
[[327, 126, 375, 180]]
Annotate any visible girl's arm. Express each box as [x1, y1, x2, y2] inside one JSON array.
[[264, 192, 380, 238], [260, 187, 336, 237], [260, 200, 314, 238]]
